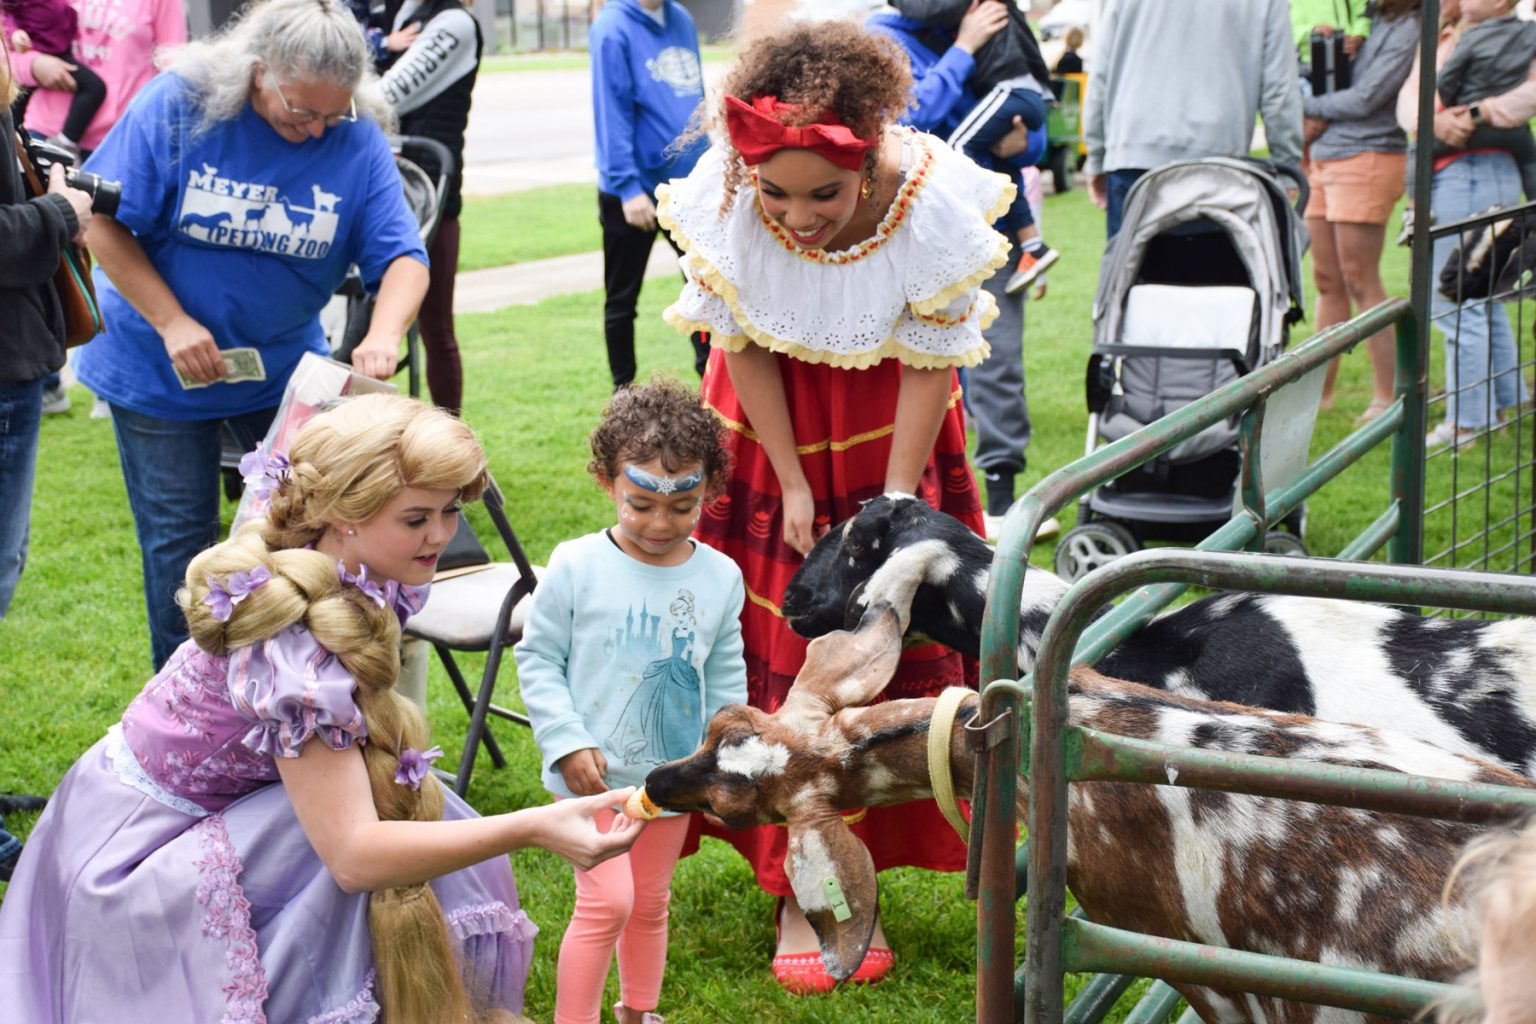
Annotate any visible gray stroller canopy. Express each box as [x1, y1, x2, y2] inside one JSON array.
[[1092, 158, 1308, 357]]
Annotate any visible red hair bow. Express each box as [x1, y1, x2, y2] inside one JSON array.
[[723, 94, 875, 172]]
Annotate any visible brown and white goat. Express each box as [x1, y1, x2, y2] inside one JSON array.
[[643, 605, 1536, 1022], [781, 493, 1536, 777]]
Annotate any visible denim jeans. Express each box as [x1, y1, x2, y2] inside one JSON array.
[[110, 403, 278, 670], [1431, 151, 1527, 429], [948, 86, 1048, 234], [1105, 168, 1149, 238], [0, 378, 45, 620], [0, 815, 20, 880]]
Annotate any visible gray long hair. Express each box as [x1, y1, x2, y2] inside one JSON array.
[[162, 0, 394, 133]]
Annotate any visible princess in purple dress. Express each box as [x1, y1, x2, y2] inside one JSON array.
[[0, 395, 646, 1024]]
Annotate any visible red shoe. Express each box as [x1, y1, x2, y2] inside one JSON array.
[[771, 947, 896, 993], [772, 897, 896, 993]]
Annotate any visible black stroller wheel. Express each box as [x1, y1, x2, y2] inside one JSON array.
[[1053, 521, 1139, 582]]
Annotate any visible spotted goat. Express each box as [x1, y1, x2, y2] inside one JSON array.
[[642, 604, 1535, 1021], [780, 493, 1536, 777]]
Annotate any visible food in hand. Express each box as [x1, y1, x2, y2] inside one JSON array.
[[623, 787, 661, 820]]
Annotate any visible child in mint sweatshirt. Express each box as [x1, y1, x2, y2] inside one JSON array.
[[515, 379, 746, 1024]]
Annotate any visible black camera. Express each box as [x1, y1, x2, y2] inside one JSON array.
[[1308, 30, 1353, 96], [25, 138, 121, 218]]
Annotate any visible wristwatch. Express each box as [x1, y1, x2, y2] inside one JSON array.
[[1470, 103, 1484, 125]]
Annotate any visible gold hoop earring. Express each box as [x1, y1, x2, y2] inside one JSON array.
[[860, 176, 874, 201]]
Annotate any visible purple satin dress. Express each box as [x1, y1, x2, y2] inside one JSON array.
[[0, 585, 536, 1023]]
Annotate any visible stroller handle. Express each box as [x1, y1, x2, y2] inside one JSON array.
[[1270, 162, 1310, 218]]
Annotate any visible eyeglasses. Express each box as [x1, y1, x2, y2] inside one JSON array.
[[270, 78, 357, 127]]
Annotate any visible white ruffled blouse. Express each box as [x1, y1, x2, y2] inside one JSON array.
[[657, 129, 1015, 370]]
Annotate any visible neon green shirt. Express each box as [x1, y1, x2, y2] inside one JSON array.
[[1291, 0, 1372, 55]]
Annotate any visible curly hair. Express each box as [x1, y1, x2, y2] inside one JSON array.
[[705, 19, 913, 212], [179, 395, 513, 1024], [1436, 818, 1536, 1024], [587, 376, 732, 497]]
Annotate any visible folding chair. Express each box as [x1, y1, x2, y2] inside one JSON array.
[[403, 476, 540, 795]]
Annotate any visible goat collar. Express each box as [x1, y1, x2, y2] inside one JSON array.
[[929, 687, 971, 842]]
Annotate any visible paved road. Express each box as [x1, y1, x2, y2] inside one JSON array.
[[461, 63, 729, 195]]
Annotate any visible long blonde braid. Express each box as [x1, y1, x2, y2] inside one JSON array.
[[181, 396, 520, 1024]]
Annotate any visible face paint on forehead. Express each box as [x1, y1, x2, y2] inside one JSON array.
[[624, 463, 705, 495]]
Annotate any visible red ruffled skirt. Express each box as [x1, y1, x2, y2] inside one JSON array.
[[684, 347, 984, 894]]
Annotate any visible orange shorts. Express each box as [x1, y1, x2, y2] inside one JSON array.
[[1303, 150, 1406, 225]]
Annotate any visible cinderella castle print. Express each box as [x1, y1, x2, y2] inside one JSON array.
[[604, 592, 703, 766]]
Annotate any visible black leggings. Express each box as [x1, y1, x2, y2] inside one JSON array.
[[599, 190, 708, 388], [52, 57, 107, 145], [418, 216, 463, 415]]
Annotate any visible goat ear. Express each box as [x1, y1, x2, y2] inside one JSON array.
[[777, 603, 903, 727], [785, 815, 879, 983]]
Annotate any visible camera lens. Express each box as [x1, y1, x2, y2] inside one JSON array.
[[65, 169, 122, 218]]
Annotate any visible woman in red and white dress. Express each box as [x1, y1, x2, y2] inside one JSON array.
[[657, 19, 1011, 994]]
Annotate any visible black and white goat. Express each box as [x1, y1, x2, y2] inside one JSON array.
[[643, 605, 1536, 1021], [779, 493, 1536, 777]]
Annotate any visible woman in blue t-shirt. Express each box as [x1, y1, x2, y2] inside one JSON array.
[[76, 0, 430, 669]]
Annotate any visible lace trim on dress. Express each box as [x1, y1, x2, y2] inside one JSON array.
[[446, 901, 540, 943], [907, 235, 1012, 317], [749, 132, 936, 267], [306, 970, 381, 1024], [662, 299, 995, 371], [192, 813, 271, 1024], [657, 132, 1009, 371], [104, 724, 213, 819]]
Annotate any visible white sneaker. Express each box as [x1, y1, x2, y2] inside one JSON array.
[[40, 385, 70, 415], [984, 512, 1061, 544], [90, 397, 111, 420], [1425, 421, 1478, 451]]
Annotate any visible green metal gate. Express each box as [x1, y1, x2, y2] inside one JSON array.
[[970, 298, 1536, 1021]]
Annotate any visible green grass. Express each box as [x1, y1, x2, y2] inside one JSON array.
[[457, 185, 603, 271], [3, 181, 1530, 1022]]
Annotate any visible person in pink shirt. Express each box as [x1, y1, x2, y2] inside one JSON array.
[[4, 0, 106, 160], [9, 0, 186, 159], [9, 0, 184, 418]]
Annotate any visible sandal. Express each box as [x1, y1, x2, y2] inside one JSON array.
[[1352, 401, 1392, 427]]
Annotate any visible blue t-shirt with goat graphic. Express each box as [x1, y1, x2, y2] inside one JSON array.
[[76, 72, 427, 420]]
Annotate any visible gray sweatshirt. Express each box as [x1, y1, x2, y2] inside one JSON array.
[[1302, 15, 1419, 161], [1085, 0, 1303, 175], [1439, 15, 1536, 107]]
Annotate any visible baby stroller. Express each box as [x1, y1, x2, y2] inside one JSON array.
[[1053, 157, 1310, 581], [218, 135, 453, 497]]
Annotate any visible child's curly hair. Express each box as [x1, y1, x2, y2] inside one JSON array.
[[705, 19, 913, 212], [587, 376, 732, 497]]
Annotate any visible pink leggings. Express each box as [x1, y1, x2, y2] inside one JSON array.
[[554, 808, 691, 1024]]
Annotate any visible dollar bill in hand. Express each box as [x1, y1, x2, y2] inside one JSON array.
[[174, 348, 267, 390]]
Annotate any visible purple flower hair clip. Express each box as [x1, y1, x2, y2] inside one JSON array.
[[203, 565, 272, 622], [337, 561, 387, 608], [395, 745, 444, 790], [239, 445, 291, 502]]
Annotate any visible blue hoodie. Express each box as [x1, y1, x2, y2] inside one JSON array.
[[867, 11, 1046, 167], [590, 0, 708, 201]]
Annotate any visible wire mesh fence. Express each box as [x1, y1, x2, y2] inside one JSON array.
[[1423, 200, 1536, 587]]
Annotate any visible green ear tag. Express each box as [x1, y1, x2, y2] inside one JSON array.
[[823, 876, 852, 922]]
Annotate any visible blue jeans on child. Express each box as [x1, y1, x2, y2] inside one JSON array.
[[948, 85, 1047, 236], [1431, 151, 1527, 430], [109, 403, 278, 670], [0, 378, 45, 620]]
